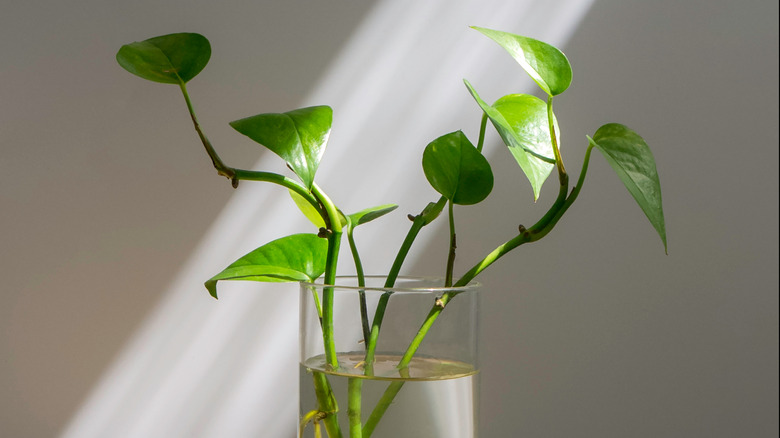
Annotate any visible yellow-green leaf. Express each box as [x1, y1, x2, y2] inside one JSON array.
[[289, 189, 325, 229]]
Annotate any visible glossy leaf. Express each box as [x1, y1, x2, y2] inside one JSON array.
[[472, 26, 571, 96], [288, 189, 347, 230], [465, 81, 555, 200], [205, 234, 328, 298], [422, 131, 493, 205], [588, 123, 667, 252], [347, 204, 398, 228], [116, 33, 210, 85], [289, 189, 325, 228], [230, 106, 332, 189]]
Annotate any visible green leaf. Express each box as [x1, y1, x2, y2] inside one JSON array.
[[288, 189, 326, 229], [465, 81, 554, 200], [347, 204, 398, 228], [288, 189, 348, 230], [422, 131, 493, 205], [230, 106, 332, 190], [116, 33, 211, 85], [205, 233, 328, 298], [472, 26, 572, 96], [589, 123, 667, 252], [420, 198, 446, 225]]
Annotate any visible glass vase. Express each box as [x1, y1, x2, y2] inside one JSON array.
[[299, 276, 480, 438]]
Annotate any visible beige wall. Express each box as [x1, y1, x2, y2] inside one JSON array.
[[1, 0, 777, 437]]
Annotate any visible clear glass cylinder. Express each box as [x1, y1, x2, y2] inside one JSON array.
[[299, 276, 480, 438]]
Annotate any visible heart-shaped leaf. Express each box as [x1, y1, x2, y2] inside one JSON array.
[[230, 106, 332, 190], [472, 26, 572, 96], [588, 123, 667, 252], [347, 204, 398, 228], [422, 131, 493, 205], [116, 33, 211, 85], [205, 233, 328, 298], [465, 81, 555, 200]]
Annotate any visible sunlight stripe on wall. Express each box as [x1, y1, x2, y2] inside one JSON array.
[[61, 1, 593, 436]]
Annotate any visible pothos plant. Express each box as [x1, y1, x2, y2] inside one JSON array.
[[117, 26, 666, 438]]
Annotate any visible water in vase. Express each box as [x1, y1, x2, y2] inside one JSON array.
[[300, 353, 478, 438]]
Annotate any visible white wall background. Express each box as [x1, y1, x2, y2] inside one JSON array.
[[0, 0, 777, 437]]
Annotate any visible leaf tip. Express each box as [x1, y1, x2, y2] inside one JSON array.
[[205, 280, 219, 299]]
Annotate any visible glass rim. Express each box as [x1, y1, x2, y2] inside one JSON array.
[[300, 275, 481, 294]]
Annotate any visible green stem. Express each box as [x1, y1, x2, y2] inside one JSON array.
[[365, 129, 590, 437], [312, 183, 343, 371], [547, 95, 567, 182], [300, 409, 319, 437], [476, 112, 488, 153], [179, 83, 231, 178], [397, 232, 528, 369], [347, 378, 363, 437], [310, 183, 344, 437], [362, 381, 404, 437], [531, 96, 569, 232], [568, 143, 594, 208], [345, 225, 369, 438], [321, 237, 340, 369], [445, 201, 456, 287], [364, 197, 446, 370], [454, 232, 530, 288], [535, 143, 595, 237], [179, 74, 347, 438], [347, 226, 371, 344], [385, 197, 446, 287], [178, 83, 326, 217], [311, 372, 343, 438], [398, 144, 596, 386], [398, 143, 597, 368], [235, 169, 322, 209]]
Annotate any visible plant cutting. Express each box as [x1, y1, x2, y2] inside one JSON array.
[[117, 26, 667, 438]]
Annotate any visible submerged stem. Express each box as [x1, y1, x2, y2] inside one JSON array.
[[311, 372, 343, 438], [362, 381, 404, 437], [347, 378, 363, 437]]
